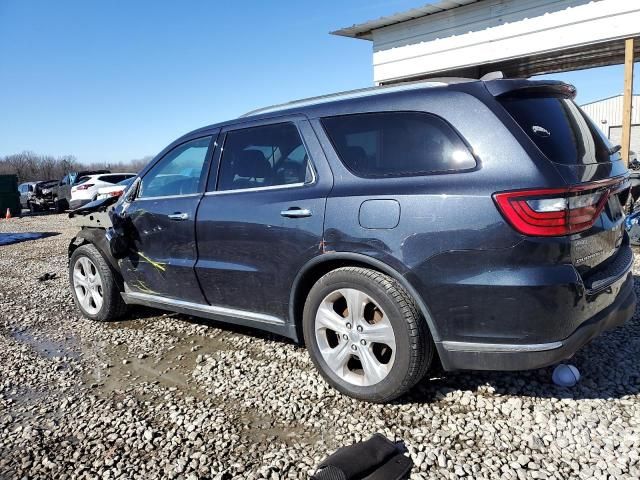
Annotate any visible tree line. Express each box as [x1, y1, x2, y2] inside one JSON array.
[[0, 151, 153, 184]]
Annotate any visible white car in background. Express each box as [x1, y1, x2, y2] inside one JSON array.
[[95, 177, 136, 201], [69, 173, 136, 209]]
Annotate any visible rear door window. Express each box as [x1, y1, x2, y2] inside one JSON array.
[[321, 112, 476, 178], [215, 122, 312, 191], [498, 95, 618, 164]]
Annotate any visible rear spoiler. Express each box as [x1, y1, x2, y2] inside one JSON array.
[[484, 79, 576, 99]]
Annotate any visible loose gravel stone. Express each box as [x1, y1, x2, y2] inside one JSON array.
[[1, 213, 639, 479]]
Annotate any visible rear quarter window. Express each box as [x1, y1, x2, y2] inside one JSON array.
[[321, 112, 476, 178], [498, 95, 618, 165]]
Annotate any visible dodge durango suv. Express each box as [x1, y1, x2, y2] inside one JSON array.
[[68, 78, 636, 402]]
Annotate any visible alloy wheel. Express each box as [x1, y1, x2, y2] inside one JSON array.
[[73, 256, 104, 315], [314, 288, 396, 386]]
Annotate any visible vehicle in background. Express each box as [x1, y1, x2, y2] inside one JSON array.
[[95, 177, 135, 201], [18, 182, 42, 210], [626, 153, 640, 213], [68, 78, 635, 403], [31, 180, 59, 211], [53, 170, 110, 212], [69, 173, 136, 210], [19, 180, 62, 213], [26, 180, 60, 212]]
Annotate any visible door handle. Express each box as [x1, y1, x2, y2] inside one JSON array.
[[280, 208, 312, 218], [168, 212, 189, 221]]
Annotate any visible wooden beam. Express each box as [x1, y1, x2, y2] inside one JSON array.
[[621, 38, 635, 166]]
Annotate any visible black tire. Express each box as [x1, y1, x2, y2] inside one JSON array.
[[28, 202, 38, 214], [303, 267, 434, 403], [69, 244, 127, 321], [54, 198, 63, 213]]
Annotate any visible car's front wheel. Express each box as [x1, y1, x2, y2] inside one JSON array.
[[69, 244, 127, 321], [303, 267, 434, 403]]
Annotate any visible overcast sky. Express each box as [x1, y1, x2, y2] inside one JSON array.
[[1, 0, 638, 164]]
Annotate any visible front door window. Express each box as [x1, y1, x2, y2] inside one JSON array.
[[140, 137, 211, 198]]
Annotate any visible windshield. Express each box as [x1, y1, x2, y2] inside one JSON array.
[[498, 95, 620, 165]]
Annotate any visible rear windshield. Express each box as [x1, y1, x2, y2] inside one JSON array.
[[321, 112, 476, 178], [98, 174, 134, 184], [498, 95, 619, 165], [75, 176, 91, 185]]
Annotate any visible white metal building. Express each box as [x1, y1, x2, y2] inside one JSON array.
[[332, 0, 640, 162], [332, 0, 640, 85], [582, 95, 640, 156]]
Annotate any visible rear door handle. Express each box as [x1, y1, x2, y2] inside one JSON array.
[[280, 208, 312, 218], [168, 212, 189, 221]]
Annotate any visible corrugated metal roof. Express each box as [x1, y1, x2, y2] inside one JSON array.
[[580, 94, 630, 107], [580, 95, 640, 137], [331, 0, 482, 40]]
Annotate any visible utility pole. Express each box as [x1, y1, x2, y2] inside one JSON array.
[[621, 38, 635, 167]]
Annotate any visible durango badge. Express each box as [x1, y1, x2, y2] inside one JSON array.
[[532, 125, 551, 137]]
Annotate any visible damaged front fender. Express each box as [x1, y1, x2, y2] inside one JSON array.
[[68, 227, 122, 274], [67, 192, 135, 260]]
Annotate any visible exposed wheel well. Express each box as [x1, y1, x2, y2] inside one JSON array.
[[68, 231, 123, 286], [68, 237, 88, 259]]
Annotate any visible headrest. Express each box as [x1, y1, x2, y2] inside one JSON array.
[[234, 150, 272, 178]]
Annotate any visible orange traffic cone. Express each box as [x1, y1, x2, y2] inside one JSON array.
[[5, 208, 11, 219]]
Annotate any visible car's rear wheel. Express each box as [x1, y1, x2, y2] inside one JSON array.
[[303, 266, 433, 403], [69, 244, 127, 321]]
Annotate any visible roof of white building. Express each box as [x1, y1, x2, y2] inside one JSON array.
[[331, 0, 640, 84], [331, 0, 481, 39], [580, 94, 639, 107]]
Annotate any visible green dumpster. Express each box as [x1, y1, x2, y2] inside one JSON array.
[[0, 174, 21, 217]]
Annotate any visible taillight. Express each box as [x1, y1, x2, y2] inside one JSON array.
[[493, 179, 626, 237], [74, 184, 94, 191], [109, 190, 123, 197]]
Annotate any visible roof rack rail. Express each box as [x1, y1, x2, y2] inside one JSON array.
[[239, 79, 451, 118]]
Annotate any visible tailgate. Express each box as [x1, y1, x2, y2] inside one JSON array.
[[572, 180, 632, 287], [492, 80, 633, 282]]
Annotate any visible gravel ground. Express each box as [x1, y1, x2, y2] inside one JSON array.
[[1, 213, 639, 479]]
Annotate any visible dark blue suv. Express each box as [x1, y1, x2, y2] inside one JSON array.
[[68, 78, 636, 402]]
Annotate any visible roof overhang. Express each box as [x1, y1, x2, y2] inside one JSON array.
[[331, 0, 480, 40], [332, 0, 640, 84]]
